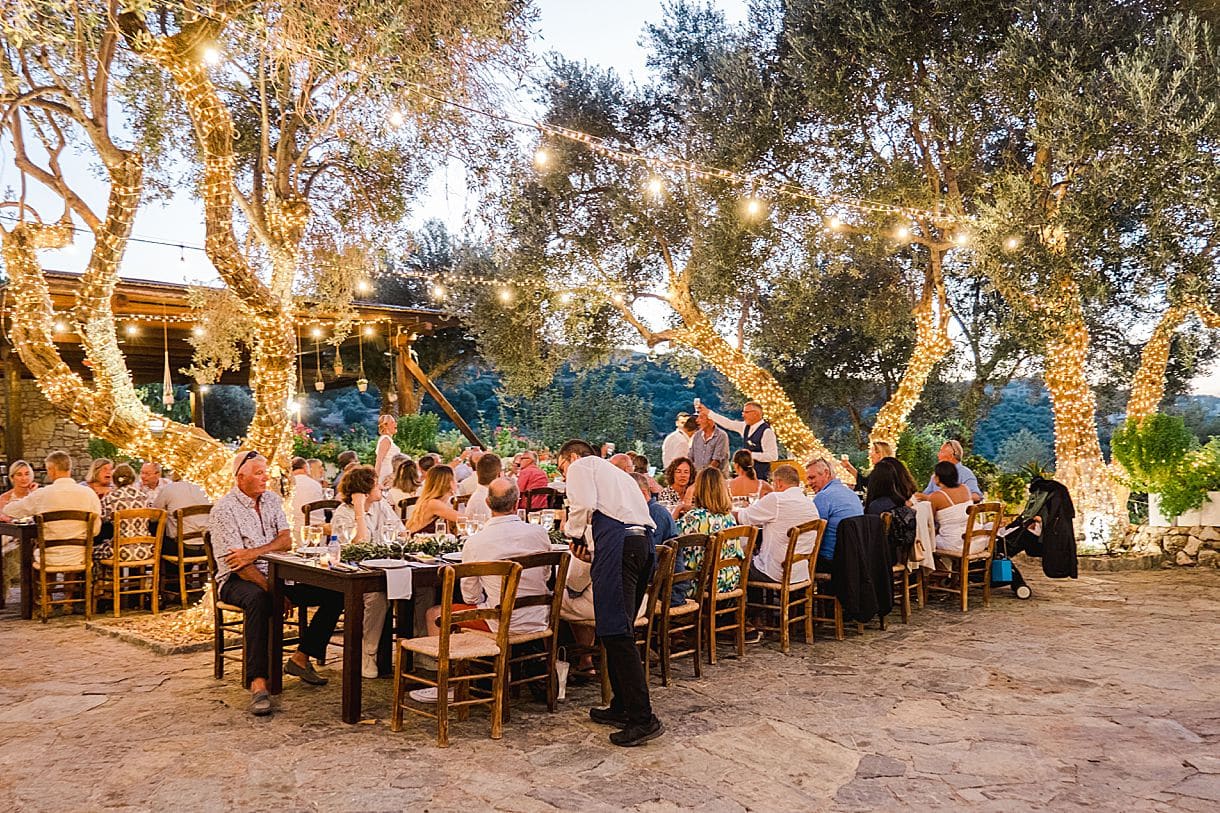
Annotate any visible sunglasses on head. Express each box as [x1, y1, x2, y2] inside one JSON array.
[[235, 450, 259, 475]]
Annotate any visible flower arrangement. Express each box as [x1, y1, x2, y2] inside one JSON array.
[[341, 532, 462, 563]]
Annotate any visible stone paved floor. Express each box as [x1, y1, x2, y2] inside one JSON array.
[[1, 566, 1218, 812]]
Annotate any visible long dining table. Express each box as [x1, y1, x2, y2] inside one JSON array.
[[1, 520, 39, 618], [262, 552, 442, 724]]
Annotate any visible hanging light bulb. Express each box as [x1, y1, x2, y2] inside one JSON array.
[[558, 291, 573, 305], [125, 323, 139, 336], [895, 224, 911, 241], [742, 196, 765, 219], [611, 292, 624, 304], [534, 148, 550, 168], [179, 245, 187, 265], [363, 325, 376, 337], [355, 279, 372, 295], [314, 379, 325, 393], [826, 215, 842, 231], [192, 325, 205, 337], [953, 231, 970, 246], [199, 384, 211, 394], [53, 320, 68, 333], [310, 326, 323, 339], [1004, 235, 1021, 251]]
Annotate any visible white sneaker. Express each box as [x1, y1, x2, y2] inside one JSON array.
[[408, 686, 455, 703], [362, 654, 379, 679]]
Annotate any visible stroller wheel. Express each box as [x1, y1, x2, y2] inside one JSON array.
[[1015, 584, 1032, 600]]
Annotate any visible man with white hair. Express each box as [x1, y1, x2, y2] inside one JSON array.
[[699, 402, 778, 481], [209, 451, 343, 716], [914, 440, 982, 502], [138, 461, 169, 503], [515, 449, 550, 511]]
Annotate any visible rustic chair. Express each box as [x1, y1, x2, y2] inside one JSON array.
[[704, 526, 756, 664], [633, 543, 675, 682], [397, 496, 419, 523], [32, 511, 97, 622], [472, 551, 570, 721], [160, 504, 212, 608], [745, 518, 826, 652], [656, 534, 712, 685], [95, 508, 167, 617], [882, 512, 923, 624], [301, 499, 340, 531], [392, 561, 522, 747], [451, 494, 472, 512], [927, 501, 1003, 612], [522, 486, 562, 511]]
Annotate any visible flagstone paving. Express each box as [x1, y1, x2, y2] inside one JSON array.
[[1, 565, 1217, 811]]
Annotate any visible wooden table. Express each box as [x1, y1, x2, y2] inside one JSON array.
[[0, 521, 38, 618], [263, 553, 441, 724]]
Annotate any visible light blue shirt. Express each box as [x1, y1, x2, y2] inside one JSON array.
[[923, 462, 982, 499], [812, 478, 863, 561]]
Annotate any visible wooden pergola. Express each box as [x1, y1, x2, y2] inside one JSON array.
[[0, 271, 483, 459]]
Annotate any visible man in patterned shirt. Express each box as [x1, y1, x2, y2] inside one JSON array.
[[210, 451, 343, 716]]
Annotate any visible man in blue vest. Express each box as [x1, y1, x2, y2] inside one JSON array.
[[699, 402, 778, 481]]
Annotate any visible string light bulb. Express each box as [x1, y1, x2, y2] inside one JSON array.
[[199, 384, 211, 394], [355, 279, 371, 295], [953, 231, 969, 246], [534, 148, 550, 168], [54, 320, 68, 333], [558, 291, 572, 305], [431, 283, 446, 300], [192, 325, 205, 337], [895, 225, 911, 241], [363, 325, 376, 337], [742, 196, 766, 219], [645, 176, 665, 199], [498, 287, 514, 304], [125, 323, 139, 336], [310, 326, 322, 339], [1004, 236, 1021, 251], [201, 46, 221, 66], [388, 109, 405, 127], [826, 215, 842, 231]]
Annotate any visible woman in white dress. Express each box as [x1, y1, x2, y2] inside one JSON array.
[[373, 414, 401, 487], [929, 461, 977, 554], [332, 465, 403, 679]]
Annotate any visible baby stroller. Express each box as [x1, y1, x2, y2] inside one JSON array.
[[995, 476, 1079, 598]]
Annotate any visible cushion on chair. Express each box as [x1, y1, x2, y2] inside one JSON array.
[[402, 632, 502, 659]]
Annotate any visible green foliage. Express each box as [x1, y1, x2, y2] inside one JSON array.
[[996, 428, 1052, 473], [395, 414, 440, 456], [486, 426, 532, 459], [341, 532, 462, 563], [523, 371, 654, 455], [87, 437, 132, 463], [1157, 438, 1220, 519], [1110, 414, 1196, 492], [896, 428, 938, 487], [994, 473, 1030, 512], [435, 430, 468, 462], [964, 455, 999, 495]]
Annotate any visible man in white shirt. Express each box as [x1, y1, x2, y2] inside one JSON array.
[[456, 448, 485, 496], [661, 413, 695, 467], [152, 474, 211, 554], [138, 462, 170, 503], [289, 456, 326, 540], [700, 401, 778, 481], [463, 453, 501, 523], [1, 451, 101, 567], [559, 438, 662, 748], [735, 464, 820, 585]]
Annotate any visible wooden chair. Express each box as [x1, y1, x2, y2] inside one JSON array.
[[522, 486, 562, 511], [632, 543, 675, 682], [472, 551, 570, 721], [746, 518, 826, 653], [398, 496, 419, 523], [301, 499, 339, 528], [927, 502, 1003, 612], [160, 504, 212, 608], [656, 534, 712, 686], [704, 526, 756, 664], [95, 508, 166, 617], [32, 511, 97, 622], [392, 561, 522, 747], [451, 494, 471, 512], [882, 512, 923, 624]]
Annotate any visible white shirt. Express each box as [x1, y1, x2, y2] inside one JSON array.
[[457, 472, 479, 496], [290, 472, 326, 540], [6, 477, 103, 567], [707, 408, 779, 463], [563, 455, 654, 541], [330, 499, 404, 544], [376, 434, 402, 485], [152, 480, 211, 539], [460, 515, 551, 633], [464, 484, 491, 522], [737, 486, 820, 583], [662, 429, 692, 467], [138, 477, 170, 504]]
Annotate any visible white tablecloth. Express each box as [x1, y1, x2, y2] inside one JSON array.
[[911, 501, 936, 571]]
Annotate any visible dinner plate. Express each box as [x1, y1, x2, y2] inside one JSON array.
[[550, 543, 571, 552], [361, 558, 409, 569], [439, 552, 463, 563]]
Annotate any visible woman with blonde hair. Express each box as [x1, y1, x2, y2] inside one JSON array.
[[386, 457, 422, 507], [673, 467, 742, 604], [83, 457, 115, 499], [839, 440, 894, 493], [96, 463, 153, 561], [406, 464, 461, 534], [373, 414, 401, 487], [0, 460, 38, 511]]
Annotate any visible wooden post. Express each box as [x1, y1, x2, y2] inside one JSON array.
[[394, 334, 485, 449], [4, 348, 24, 462]]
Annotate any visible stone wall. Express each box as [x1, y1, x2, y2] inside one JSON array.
[[1127, 524, 1220, 568], [0, 379, 93, 477]]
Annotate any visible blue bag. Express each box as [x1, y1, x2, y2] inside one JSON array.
[[991, 557, 1013, 583]]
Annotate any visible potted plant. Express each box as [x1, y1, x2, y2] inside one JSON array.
[[1110, 414, 1196, 526], [1158, 438, 1220, 525]]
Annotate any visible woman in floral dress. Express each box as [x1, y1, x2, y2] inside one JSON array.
[[673, 467, 741, 604]]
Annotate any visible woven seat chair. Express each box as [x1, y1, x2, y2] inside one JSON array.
[[656, 534, 712, 686], [882, 512, 924, 624], [32, 510, 97, 622], [160, 504, 212, 608], [522, 486, 562, 511], [397, 496, 419, 523], [392, 561, 522, 747], [745, 518, 826, 652], [703, 525, 756, 664], [95, 508, 167, 617], [452, 494, 472, 512], [927, 502, 1003, 612], [300, 499, 339, 533]]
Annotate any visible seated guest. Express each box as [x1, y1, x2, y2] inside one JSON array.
[[515, 450, 550, 511], [451, 451, 474, 484], [153, 471, 211, 556], [630, 453, 663, 495], [210, 452, 343, 716], [96, 464, 153, 561], [736, 464, 819, 585], [386, 458, 421, 508], [418, 453, 438, 476], [331, 466, 397, 679], [405, 464, 461, 534], [657, 456, 694, 509], [674, 467, 741, 604], [0, 459, 39, 511], [307, 458, 326, 486], [632, 472, 677, 550], [839, 441, 894, 493], [331, 450, 358, 491], [805, 458, 863, 569], [914, 440, 982, 502], [728, 449, 773, 501], [929, 461, 979, 554], [863, 457, 918, 516], [414, 479, 550, 702], [289, 456, 325, 540], [464, 452, 501, 523], [608, 453, 633, 473], [456, 448, 484, 495], [138, 462, 169, 503], [82, 457, 114, 499], [1, 451, 101, 568]]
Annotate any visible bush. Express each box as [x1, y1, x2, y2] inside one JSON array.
[[87, 437, 132, 463], [994, 473, 1029, 512], [996, 428, 1051, 472], [435, 429, 467, 462], [963, 454, 999, 495], [1158, 437, 1220, 518], [1110, 414, 1196, 492], [395, 413, 440, 456], [896, 428, 938, 487]]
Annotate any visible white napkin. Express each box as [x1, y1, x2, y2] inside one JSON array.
[[384, 566, 412, 600]]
